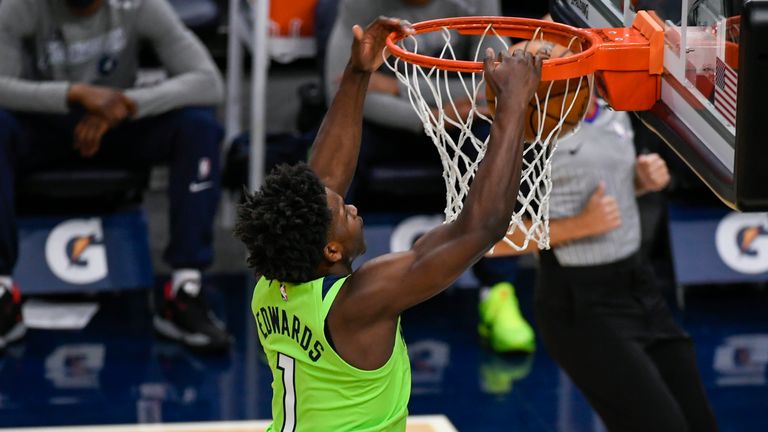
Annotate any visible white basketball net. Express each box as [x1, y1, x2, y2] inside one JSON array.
[[385, 24, 593, 251]]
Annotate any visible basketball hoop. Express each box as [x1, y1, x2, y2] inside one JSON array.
[[384, 12, 663, 251]]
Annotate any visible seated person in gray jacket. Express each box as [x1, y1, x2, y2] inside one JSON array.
[[0, 0, 230, 353]]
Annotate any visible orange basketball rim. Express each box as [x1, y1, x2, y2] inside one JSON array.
[[386, 11, 664, 111]]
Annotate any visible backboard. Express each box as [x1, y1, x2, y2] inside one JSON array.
[[551, 0, 768, 210]]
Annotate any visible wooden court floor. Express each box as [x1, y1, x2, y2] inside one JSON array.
[[0, 416, 457, 432]]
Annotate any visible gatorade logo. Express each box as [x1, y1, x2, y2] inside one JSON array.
[[715, 213, 768, 274], [45, 219, 108, 284], [390, 215, 443, 252]]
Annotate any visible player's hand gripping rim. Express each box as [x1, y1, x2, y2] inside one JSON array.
[[350, 17, 414, 74], [483, 48, 542, 113]]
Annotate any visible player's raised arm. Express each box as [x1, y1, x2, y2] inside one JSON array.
[[343, 49, 542, 317], [309, 17, 412, 196]]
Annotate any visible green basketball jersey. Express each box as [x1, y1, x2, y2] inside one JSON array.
[[252, 275, 411, 432]]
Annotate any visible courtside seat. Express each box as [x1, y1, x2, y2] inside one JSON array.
[[12, 166, 154, 295], [13, 165, 155, 295]]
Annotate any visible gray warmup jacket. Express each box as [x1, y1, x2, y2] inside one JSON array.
[[0, 0, 223, 118]]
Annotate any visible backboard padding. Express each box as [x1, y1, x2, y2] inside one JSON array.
[[550, 0, 768, 210]]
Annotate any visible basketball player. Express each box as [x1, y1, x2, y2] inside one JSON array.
[[325, 0, 535, 355], [488, 94, 718, 431], [234, 17, 542, 431]]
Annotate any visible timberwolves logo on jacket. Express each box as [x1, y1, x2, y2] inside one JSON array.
[[45, 219, 108, 284], [715, 213, 768, 274]]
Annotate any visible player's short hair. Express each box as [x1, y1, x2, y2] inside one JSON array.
[[234, 163, 331, 283]]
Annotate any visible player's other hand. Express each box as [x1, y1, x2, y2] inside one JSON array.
[[350, 17, 413, 74], [483, 48, 542, 112], [635, 153, 670, 195], [73, 114, 110, 158], [580, 181, 622, 237], [68, 83, 136, 125]]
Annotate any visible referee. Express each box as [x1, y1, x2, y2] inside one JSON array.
[[489, 96, 718, 431]]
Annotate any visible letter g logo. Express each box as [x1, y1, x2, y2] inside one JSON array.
[[715, 213, 768, 274], [45, 218, 108, 284], [390, 215, 443, 253]]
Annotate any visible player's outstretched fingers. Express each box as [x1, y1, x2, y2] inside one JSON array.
[[352, 17, 414, 73]]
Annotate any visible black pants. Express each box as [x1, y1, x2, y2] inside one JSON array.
[[535, 250, 717, 432]]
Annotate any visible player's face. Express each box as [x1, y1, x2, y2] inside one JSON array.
[[326, 189, 366, 260]]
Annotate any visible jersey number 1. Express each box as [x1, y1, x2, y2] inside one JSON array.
[[277, 353, 296, 432]]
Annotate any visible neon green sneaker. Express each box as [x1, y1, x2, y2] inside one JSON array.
[[478, 282, 535, 353]]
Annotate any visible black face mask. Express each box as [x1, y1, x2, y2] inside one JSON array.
[[65, 0, 100, 10]]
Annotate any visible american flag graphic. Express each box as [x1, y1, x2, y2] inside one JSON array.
[[714, 57, 738, 127]]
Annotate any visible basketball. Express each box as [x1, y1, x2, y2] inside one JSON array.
[[485, 40, 591, 143]]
